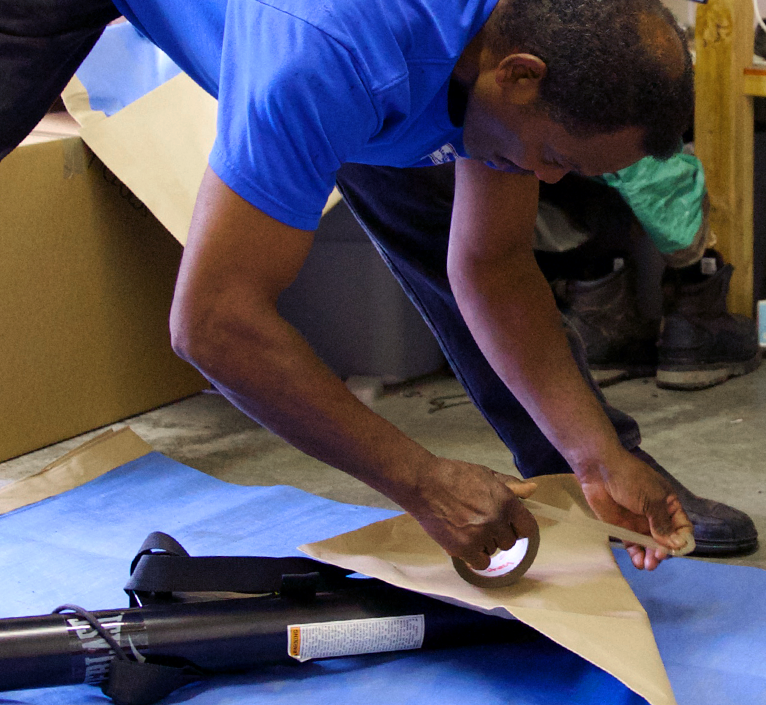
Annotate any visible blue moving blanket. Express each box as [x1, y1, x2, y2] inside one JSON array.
[[0, 452, 763, 705]]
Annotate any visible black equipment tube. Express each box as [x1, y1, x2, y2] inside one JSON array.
[[0, 582, 527, 695]]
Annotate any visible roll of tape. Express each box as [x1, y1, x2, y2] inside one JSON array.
[[452, 522, 541, 588]]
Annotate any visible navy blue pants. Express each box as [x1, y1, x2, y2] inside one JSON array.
[[1, 1, 641, 478], [336, 163, 641, 477]]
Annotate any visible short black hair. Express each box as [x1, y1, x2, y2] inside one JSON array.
[[489, 0, 694, 159]]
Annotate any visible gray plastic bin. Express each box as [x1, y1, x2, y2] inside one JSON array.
[[278, 199, 445, 383]]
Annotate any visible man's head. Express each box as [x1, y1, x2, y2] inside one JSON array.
[[459, 0, 693, 181]]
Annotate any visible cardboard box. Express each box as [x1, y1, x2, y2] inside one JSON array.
[[64, 66, 443, 386], [0, 128, 207, 462]]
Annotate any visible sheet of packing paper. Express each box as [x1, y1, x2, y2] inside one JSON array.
[[302, 474, 677, 705], [0, 432, 764, 704], [0, 428, 151, 515], [61, 22, 342, 247]]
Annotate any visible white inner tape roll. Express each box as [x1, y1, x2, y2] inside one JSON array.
[[452, 522, 541, 588], [469, 538, 529, 577]]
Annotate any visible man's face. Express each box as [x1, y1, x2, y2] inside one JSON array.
[[461, 80, 647, 183]]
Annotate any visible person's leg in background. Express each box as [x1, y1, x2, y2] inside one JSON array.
[[534, 177, 664, 385], [537, 165, 761, 391], [336, 161, 758, 556], [0, 0, 120, 161]]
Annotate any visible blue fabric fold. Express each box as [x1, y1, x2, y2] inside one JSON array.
[[76, 23, 181, 116]]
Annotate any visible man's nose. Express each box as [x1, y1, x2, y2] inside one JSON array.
[[534, 164, 569, 184]]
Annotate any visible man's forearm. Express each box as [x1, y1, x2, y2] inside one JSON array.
[[448, 160, 626, 480], [449, 248, 624, 479], [172, 297, 541, 569], [173, 299, 437, 506]]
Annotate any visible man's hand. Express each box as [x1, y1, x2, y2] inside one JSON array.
[[402, 461, 538, 570], [576, 448, 693, 570]]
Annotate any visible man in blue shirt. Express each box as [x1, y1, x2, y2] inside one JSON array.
[[0, 0, 756, 571]]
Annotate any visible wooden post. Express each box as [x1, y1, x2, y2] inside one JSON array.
[[694, 0, 755, 316]]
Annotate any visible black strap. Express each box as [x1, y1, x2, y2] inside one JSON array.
[[125, 532, 355, 605], [76, 531, 359, 705], [103, 659, 201, 705], [129, 531, 190, 573]]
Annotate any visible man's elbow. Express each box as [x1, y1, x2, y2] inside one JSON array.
[[169, 287, 279, 387], [168, 291, 232, 376], [170, 297, 206, 369]]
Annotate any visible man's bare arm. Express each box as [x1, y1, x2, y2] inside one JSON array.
[[169, 166, 538, 569], [448, 157, 692, 569]]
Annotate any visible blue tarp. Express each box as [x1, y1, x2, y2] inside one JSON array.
[[0, 452, 764, 704]]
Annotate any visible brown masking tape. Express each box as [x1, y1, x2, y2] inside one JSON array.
[[452, 520, 541, 589], [521, 498, 696, 557]]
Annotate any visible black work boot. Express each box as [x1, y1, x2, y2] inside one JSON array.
[[555, 256, 660, 382], [631, 447, 759, 556], [657, 251, 761, 390], [559, 301, 759, 557]]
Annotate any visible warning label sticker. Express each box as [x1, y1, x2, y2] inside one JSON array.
[[287, 614, 425, 662]]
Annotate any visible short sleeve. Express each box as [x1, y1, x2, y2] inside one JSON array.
[[210, 0, 380, 230]]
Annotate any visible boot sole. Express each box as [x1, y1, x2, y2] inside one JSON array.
[[656, 351, 761, 391], [609, 535, 758, 557], [689, 536, 759, 557], [590, 364, 657, 388]]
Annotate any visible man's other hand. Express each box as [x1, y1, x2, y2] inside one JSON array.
[[577, 449, 693, 570]]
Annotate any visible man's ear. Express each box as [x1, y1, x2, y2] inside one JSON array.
[[495, 54, 547, 105]]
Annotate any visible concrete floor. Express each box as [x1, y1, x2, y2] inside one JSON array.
[[1, 366, 764, 570]]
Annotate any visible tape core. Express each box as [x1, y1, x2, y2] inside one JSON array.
[[469, 538, 529, 578]]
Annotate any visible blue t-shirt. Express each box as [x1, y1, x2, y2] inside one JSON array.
[[112, 0, 499, 229]]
